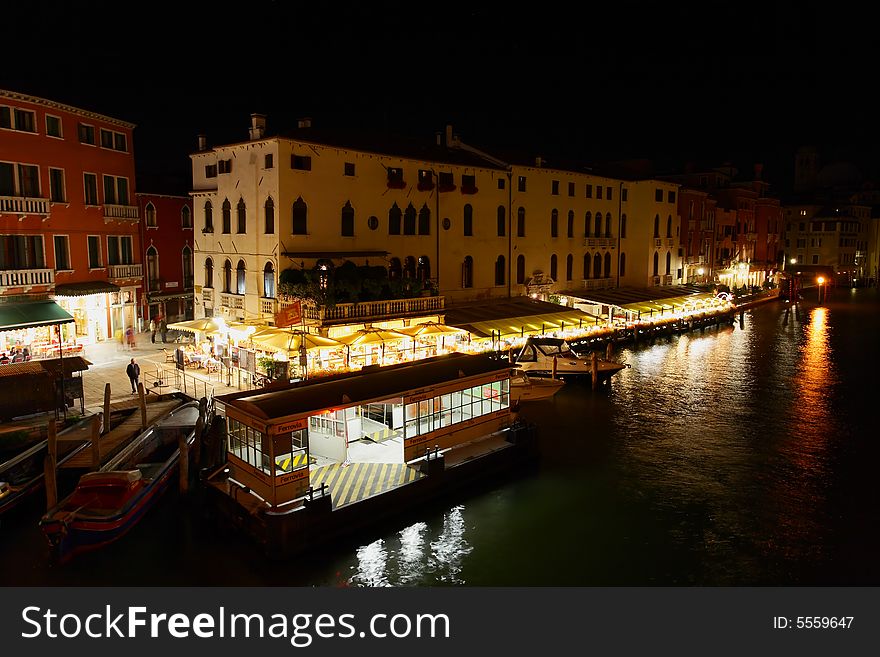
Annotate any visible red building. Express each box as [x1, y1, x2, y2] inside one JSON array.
[[136, 192, 194, 322], [1, 89, 142, 351]]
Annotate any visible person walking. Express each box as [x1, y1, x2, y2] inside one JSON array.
[[159, 316, 168, 343], [125, 326, 135, 350], [150, 318, 156, 343], [126, 358, 140, 393]]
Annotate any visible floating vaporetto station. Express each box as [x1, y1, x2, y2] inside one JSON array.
[[205, 352, 538, 557]]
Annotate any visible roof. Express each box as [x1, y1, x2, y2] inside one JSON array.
[[217, 352, 509, 422], [0, 88, 136, 129], [54, 281, 120, 296], [0, 300, 74, 331], [443, 297, 598, 339], [555, 285, 710, 308], [0, 356, 90, 379]]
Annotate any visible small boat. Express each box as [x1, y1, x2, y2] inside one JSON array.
[[0, 423, 90, 518], [513, 336, 626, 383], [510, 369, 565, 402], [39, 401, 202, 562]]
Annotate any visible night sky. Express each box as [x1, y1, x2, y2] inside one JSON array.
[[4, 1, 878, 192]]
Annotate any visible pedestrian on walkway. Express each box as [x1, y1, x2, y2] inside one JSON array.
[[159, 317, 168, 343], [126, 358, 141, 393], [125, 326, 135, 350], [150, 318, 156, 343]]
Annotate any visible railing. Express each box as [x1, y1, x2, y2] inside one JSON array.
[[109, 263, 143, 280], [144, 365, 214, 401], [663, 275, 673, 285], [260, 297, 277, 315], [103, 204, 140, 220], [220, 292, 245, 309], [0, 195, 50, 215], [0, 268, 54, 287], [581, 277, 614, 290], [282, 295, 446, 325], [654, 238, 662, 247], [666, 238, 675, 248], [202, 288, 213, 303]]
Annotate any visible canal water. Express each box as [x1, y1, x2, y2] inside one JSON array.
[[2, 288, 878, 586]]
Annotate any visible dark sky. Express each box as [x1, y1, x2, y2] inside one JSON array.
[[3, 1, 877, 192]]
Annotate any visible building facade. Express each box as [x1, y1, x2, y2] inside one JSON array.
[[1, 89, 142, 347]]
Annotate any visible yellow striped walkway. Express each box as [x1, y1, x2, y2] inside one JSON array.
[[275, 452, 312, 472], [310, 462, 424, 509], [363, 427, 399, 443]]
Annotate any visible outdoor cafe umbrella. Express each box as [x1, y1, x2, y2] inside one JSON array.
[[335, 328, 409, 365], [250, 329, 342, 353], [167, 317, 226, 336], [397, 321, 465, 353]]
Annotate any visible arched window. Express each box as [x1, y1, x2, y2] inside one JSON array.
[[666, 215, 673, 238], [653, 252, 659, 276], [264, 197, 275, 234], [292, 197, 307, 235], [223, 259, 232, 293], [550, 254, 558, 280], [604, 252, 612, 278], [566, 254, 573, 281], [495, 255, 505, 286], [417, 255, 430, 281], [585, 211, 591, 237], [204, 257, 213, 289], [181, 205, 192, 228], [263, 262, 275, 299], [418, 204, 431, 235], [403, 203, 417, 235], [653, 214, 660, 238], [145, 202, 157, 227], [593, 252, 602, 279], [594, 213, 601, 237], [236, 260, 246, 295], [388, 203, 402, 235], [204, 201, 213, 232], [146, 246, 159, 291], [551, 209, 558, 238], [619, 252, 626, 277], [517, 207, 525, 237], [497, 206, 505, 237], [621, 214, 627, 238], [516, 254, 525, 284], [403, 256, 416, 278], [463, 204, 473, 236], [605, 213, 612, 238], [236, 198, 246, 233], [462, 256, 474, 288], [583, 254, 590, 279], [341, 201, 355, 237], [665, 251, 671, 275], [182, 246, 193, 288], [567, 210, 574, 238], [222, 199, 231, 234], [389, 257, 402, 280]]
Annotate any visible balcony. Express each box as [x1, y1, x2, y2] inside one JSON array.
[[0, 195, 50, 217], [260, 297, 277, 316], [666, 238, 675, 248], [280, 295, 445, 327], [581, 277, 614, 291], [109, 263, 143, 281], [220, 292, 245, 310], [654, 238, 662, 247], [0, 268, 54, 288], [202, 288, 213, 304], [103, 204, 140, 221]]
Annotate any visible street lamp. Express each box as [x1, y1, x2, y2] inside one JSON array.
[[817, 276, 825, 304]]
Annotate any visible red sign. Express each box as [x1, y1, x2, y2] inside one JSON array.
[[274, 301, 302, 328]]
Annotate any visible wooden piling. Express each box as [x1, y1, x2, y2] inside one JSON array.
[[138, 382, 147, 430], [44, 419, 58, 510], [591, 352, 598, 391], [551, 355, 558, 379], [90, 413, 101, 468], [606, 341, 613, 361], [102, 383, 111, 435], [179, 430, 190, 494]]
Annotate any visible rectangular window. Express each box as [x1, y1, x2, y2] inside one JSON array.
[[551, 180, 559, 195], [462, 174, 476, 191], [292, 155, 312, 170], [103, 175, 117, 204], [121, 235, 133, 263], [87, 235, 102, 268], [13, 108, 36, 132], [568, 182, 575, 197], [218, 159, 232, 174], [83, 173, 98, 205], [344, 162, 355, 176], [418, 169, 433, 188], [497, 177, 505, 190], [54, 235, 70, 270], [49, 168, 65, 202], [585, 184, 592, 198], [18, 164, 40, 197], [113, 132, 127, 151], [107, 235, 120, 265], [264, 153, 274, 169], [0, 106, 10, 129], [655, 189, 664, 202], [517, 176, 526, 192], [606, 186, 613, 200], [668, 190, 676, 203], [116, 177, 129, 205], [621, 188, 628, 201], [811, 255, 819, 264], [78, 123, 95, 145], [205, 164, 217, 178], [596, 186, 603, 200], [438, 171, 454, 189], [0, 162, 14, 195], [100, 128, 114, 149], [45, 115, 62, 138]]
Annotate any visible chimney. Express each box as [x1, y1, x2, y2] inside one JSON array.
[[535, 156, 544, 167], [753, 163, 763, 180], [297, 117, 312, 129], [435, 131, 442, 146], [197, 134, 207, 151], [249, 114, 266, 140]]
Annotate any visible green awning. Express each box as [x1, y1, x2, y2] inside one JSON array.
[[0, 300, 75, 331], [54, 281, 120, 296]]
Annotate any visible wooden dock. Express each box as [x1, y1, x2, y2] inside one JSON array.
[[61, 399, 184, 469]]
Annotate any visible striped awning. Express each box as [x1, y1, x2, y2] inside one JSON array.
[[450, 309, 597, 339]]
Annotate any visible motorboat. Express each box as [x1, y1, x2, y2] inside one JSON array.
[[510, 369, 565, 402], [513, 337, 626, 383]]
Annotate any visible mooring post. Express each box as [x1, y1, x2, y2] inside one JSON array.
[[90, 413, 101, 468], [138, 382, 147, 430], [552, 355, 558, 379], [179, 430, 190, 494], [44, 419, 58, 510], [591, 352, 598, 391], [102, 383, 111, 435], [606, 341, 613, 361]]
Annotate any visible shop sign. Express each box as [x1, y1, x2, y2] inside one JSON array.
[[275, 301, 302, 328]]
